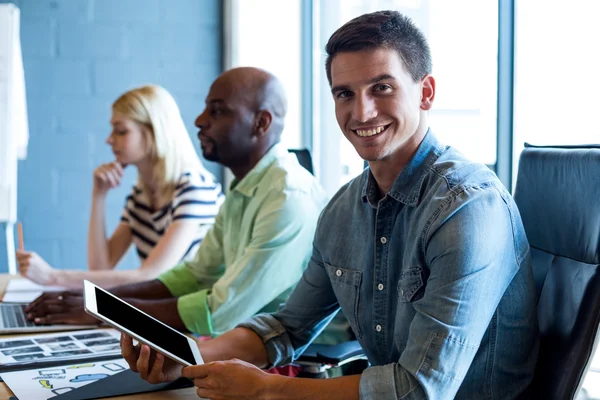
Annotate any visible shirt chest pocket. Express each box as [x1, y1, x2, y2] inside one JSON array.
[[324, 262, 363, 339], [398, 267, 424, 303]]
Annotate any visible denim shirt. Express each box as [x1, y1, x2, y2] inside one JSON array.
[[240, 131, 539, 399]]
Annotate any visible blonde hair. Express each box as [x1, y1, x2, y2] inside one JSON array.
[[112, 84, 206, 207]]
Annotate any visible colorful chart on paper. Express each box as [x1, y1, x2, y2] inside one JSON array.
[[0, 357, 128, 400]]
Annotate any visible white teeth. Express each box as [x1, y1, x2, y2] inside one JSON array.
[[355, 126, 386, 137]]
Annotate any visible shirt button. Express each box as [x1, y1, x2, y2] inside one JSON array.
[[380, 237, 387, 244], [377, 283, 384, 291], [376, 324, 382, 332], [336, 269, 342, 277]]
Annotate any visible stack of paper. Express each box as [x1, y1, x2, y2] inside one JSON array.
[[1, 278, 66, 303], [0, 329, 122, 369]]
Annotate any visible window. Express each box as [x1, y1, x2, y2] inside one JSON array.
[[313, 0, 498, 196], [226, 0, 303, 150], [513, 0, 600, 179]]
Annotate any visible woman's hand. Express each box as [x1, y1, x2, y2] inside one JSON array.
[[93, 162, 124, 194], [16, 250, 57, 286]]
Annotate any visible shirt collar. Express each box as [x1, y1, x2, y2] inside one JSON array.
[[230, 143, 289, 197], [361, 129, 445, 207]]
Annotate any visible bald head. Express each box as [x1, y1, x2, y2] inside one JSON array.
[[195, 67, 290, 177], [213, 67, 288, 139]]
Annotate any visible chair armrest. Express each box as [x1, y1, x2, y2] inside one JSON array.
[[296, 341, 365, 365]]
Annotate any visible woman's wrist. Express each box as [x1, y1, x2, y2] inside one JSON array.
[[92, 186, 109, 198], [49, 268, 62, 286]]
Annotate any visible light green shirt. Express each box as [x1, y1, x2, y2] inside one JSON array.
[[158, 144, 328, 337]]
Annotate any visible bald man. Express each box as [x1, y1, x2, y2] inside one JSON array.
[[27, 67, 330, 339]]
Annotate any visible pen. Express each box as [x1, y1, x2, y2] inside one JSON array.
[[17, 222, 24, 251]]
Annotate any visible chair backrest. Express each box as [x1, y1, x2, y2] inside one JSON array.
[[513, 144, 600, 399], [289, 149, 314, 175]]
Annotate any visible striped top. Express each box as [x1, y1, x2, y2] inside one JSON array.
[[120, 170, 224, 262]]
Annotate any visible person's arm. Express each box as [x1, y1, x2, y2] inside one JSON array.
[[173, 189, 323, 337], [108, 278, 172, 299], [50, 220, 206, 289], [55, 173, 222, 289], [88, 163, 129, 271], [157, 201, 225, 299], [24, 278, 177, 325]]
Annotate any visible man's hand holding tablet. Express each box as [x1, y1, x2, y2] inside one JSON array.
[[82, 280, 203, 375], [120, 332, 185, 384]]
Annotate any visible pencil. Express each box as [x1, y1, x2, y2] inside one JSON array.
[[17, 222, 24, 251]]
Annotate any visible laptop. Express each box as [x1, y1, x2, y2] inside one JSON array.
[[0, 303, 94, 334]]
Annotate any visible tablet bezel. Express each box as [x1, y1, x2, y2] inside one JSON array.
[[82, 280, 203, 367]]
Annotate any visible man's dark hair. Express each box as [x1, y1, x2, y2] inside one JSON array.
[[325, 10, 432, 85]]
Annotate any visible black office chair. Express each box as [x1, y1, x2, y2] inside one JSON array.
[[288, 148, 314, 175], [513, 143, 600, 400]]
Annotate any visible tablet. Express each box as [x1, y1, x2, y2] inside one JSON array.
[[82, 280, 203, 367]]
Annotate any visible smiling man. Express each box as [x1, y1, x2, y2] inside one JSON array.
[[122, 11, 539, 400]]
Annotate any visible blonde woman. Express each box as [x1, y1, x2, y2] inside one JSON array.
[[16, 85, 223, 289]]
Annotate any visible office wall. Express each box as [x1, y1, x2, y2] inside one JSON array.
[[0, 0, 223, 272]]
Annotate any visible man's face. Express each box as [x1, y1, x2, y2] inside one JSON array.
[[194, 78, 254, 166], [330, 47, 430, 162]]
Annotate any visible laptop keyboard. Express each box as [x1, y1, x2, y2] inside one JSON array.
[[1, 304, 37, 328]]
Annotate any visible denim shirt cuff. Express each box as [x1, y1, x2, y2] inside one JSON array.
[[360, 364, 406, 399], [237, 313, 295, 368]]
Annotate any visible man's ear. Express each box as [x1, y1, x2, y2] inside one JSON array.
[[420, 74, 435, 111], [252, 110, 273, 138]]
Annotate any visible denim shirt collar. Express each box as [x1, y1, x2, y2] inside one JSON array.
[[230, 143, 288, 197], [361, 129, 445, 207]]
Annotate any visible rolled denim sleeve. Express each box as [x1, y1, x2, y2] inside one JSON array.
[[239, 243, 342, 367], [238, 313, 295, 367], [360, 186, 527, 399]]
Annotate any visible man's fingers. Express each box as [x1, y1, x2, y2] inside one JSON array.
[[44, 296, 82, 309], [147, 352, 166, 384], [27, 292, 63, 312], [182, 364, 210, 380], [34, 313, 71, 325], [42, 304, 73, 314], [26, 293, 47, 311], [26, 302, 49, 318], [27, 308, 48, 320], [137, 345, 152, 380], [196, 387, 213, 399], [121, 334, 139, 372]]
